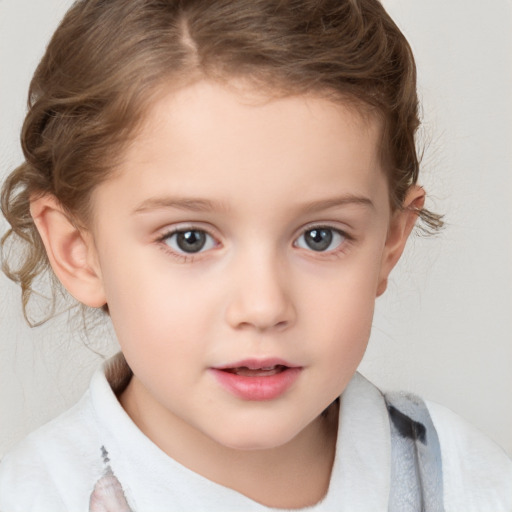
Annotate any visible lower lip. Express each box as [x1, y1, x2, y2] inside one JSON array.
[[210, 367, 302, 401]]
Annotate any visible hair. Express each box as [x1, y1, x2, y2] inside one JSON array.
[[1, 0, 443, 325]]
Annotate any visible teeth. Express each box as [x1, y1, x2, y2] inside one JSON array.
[[225, 365, 285, 377]]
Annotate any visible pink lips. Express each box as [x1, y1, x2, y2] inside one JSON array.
[[210, 358, 302, 401]]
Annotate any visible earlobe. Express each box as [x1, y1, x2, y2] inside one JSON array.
[[30, 195, 107, 308], [376, 186, 425, 297]]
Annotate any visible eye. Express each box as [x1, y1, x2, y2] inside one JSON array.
[[295, 227, 345, 252], [163, 229, 216, 254]]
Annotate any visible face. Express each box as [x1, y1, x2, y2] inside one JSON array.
[[85, 81, 405, 452]]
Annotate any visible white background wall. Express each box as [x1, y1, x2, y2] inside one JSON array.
[[1, 0, 511, 458]]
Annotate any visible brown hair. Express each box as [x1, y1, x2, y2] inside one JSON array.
[[1, 0, 442, 325]]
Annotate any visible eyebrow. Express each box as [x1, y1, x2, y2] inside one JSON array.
[[132, 194, 374, 215], [133, 197, 229, 214], [300, 195, 375, 213]]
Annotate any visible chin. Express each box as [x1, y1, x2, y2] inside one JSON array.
[[219, 436, 291, 452], [207, 420, 305, 452]]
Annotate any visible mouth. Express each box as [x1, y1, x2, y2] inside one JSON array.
[[220, 364, 289, 377], [211, 359, 302, 401]]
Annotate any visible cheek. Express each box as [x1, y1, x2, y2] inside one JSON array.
[[105, 274, 202, 396], [103, 259, 218, 360], [314, 301, 373, 402], [301, 254, 380, 327], [318, 295, 373, 369], [300, 258, 379, 371]]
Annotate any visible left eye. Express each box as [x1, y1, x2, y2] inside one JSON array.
[[163, 229, 216, 254], [295, 227, 345, 252]]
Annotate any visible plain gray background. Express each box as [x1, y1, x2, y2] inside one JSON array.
[[1, 0, 511, 458]]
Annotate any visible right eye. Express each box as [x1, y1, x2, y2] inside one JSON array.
[[162, 229, 216, 254]]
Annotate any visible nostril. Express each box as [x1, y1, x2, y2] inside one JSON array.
[[258, 320, 289, 333], [233, 319, 289, 332]]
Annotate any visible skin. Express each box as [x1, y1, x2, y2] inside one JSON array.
[[31, 80, 424, 508]]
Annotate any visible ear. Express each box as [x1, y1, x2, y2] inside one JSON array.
[[30, 194, 107, 308], [376, 186, 425, 297]]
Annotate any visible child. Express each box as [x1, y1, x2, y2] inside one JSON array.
[[0, 0, 510, 510]]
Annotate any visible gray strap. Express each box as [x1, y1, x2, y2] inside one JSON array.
[[384, 392, 444, 512]]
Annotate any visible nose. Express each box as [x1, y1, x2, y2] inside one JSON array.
[[224, 250, 296, 332]]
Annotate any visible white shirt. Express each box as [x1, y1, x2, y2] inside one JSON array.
[[1, 356, 511, 511]]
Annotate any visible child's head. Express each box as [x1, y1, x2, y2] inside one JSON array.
[[1, 0, 441, 449]]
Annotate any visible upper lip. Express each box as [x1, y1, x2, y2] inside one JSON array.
[[213, 358, 299, 370]]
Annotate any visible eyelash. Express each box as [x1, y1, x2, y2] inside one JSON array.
[[155, 224, 353, 262]]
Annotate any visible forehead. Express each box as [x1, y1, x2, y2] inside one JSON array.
[[93, 80, 388, 220], [135, 80, 383, 157]]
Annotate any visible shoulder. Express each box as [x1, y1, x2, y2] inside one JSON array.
[[0, 390, 103, 512], [425, 400, 512, 512], [0, 434, 67, 512]]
